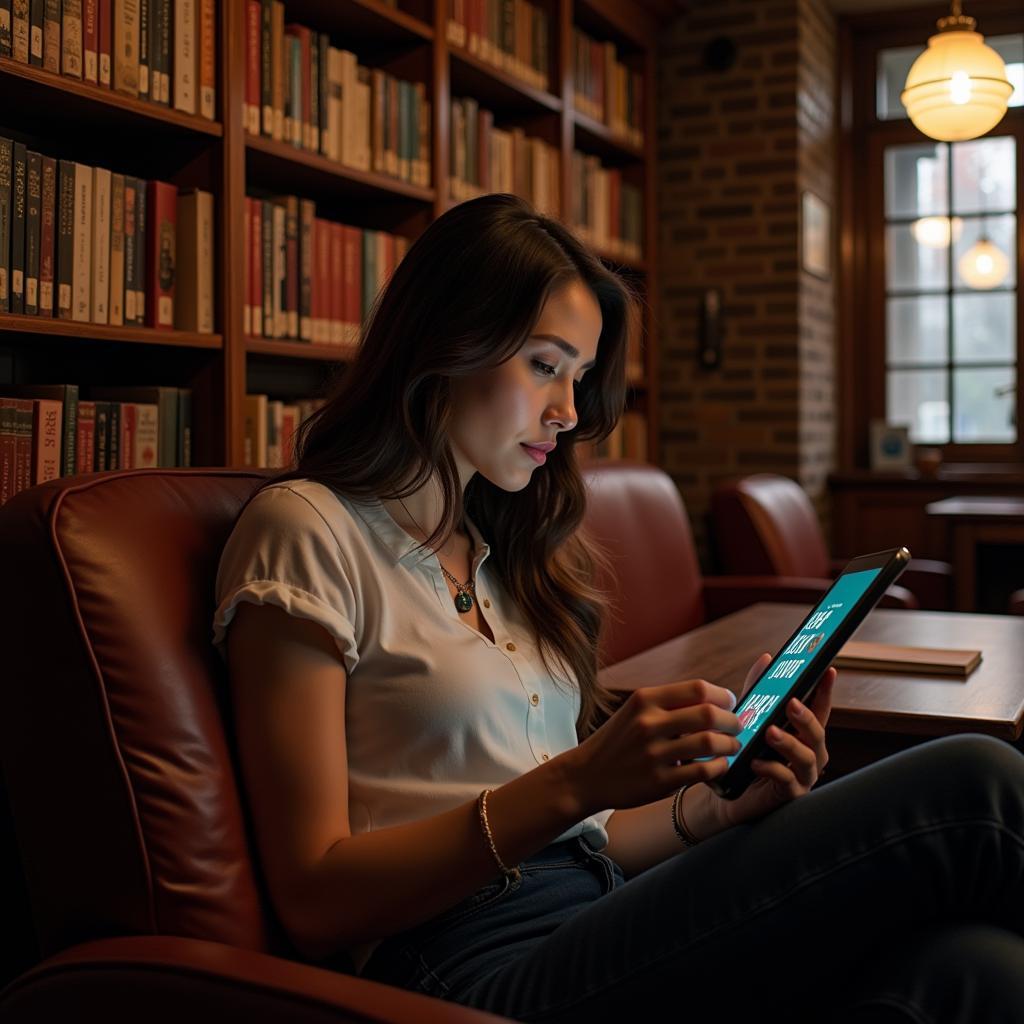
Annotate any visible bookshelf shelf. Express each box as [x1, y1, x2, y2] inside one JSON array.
[[281, 0, 434, 47], [0, 314, 223, 351], [0, 58, 223, 140], [572, 110, 643, 163], [246, 337, 356, 361], [245, 135, 435, 204], [447, 47, 561, 115]]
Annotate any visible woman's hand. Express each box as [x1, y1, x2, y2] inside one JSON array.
[[706, 652, 835, 831], [567, 678, 742, 817]]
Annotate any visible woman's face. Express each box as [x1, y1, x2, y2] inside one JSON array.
[[448, 279, 602, 491]]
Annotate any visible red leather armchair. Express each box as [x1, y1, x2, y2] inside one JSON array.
[[0, 461, 905, 1020], [711, 474, 949, 611], [579, 460, 909, 668], [1010, 590, 1024, 615], [0, 468, 509, 1024]]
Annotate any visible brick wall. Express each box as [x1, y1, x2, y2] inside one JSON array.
[[656, 0, 837, 569]]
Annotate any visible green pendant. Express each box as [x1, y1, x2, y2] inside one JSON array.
[[454, 591, 474, 613]]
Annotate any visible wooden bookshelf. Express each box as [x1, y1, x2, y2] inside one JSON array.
[[0, 0, 667, 477]]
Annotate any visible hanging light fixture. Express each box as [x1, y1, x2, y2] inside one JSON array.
[[959, 236, 1009, 288], [901, 1, 1014, 142], [911, 215, 963, 248]]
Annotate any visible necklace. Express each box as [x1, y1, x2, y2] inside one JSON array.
[[397, 496, 477, 614]]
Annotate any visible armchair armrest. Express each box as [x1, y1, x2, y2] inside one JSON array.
[[0, 936, 514, 1024], [701, 575, 917, 621]]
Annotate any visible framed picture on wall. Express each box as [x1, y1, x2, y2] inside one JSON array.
[[801, 190, 831, 280], [869, 420, 912, 471]]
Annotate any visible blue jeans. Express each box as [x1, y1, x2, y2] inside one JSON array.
[[360, 734, 1024, 1023]]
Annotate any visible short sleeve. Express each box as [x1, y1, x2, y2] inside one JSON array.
[[212, 484, 360, 676]]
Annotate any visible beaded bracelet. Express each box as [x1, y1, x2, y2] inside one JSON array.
[[671, 784, 702, 849], [477, 789, 521, 881]]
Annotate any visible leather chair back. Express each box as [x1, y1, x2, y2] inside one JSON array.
[[712, 474, 830, 578], [582, 460, 705, 667], [0, 468, 281, 971]]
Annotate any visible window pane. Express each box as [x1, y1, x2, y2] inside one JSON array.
[[952, 137, 1016, 215], [953, 368, 1017, 442], [888, 369, 950, 443], [953, 292, 1016, 363], [887, 296, 948, 365], [989, 34, 1024, 109], [885, 144, 948, 219], [887, 222, 949, 292], [877, 45, 924, 121], [952, 215, 1016, 291]]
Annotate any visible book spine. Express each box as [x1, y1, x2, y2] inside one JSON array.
[[42, 0, 58, 72], [198, 0, 214, 119], [158, 0, 171, 104], [93, 402, 108, 471], [260, 198, 272, 336], [0, 1, 11, 58], [317, 32, 328, 155], [61, 0, 82, 77], [90, 165, 110, 323], [308, 29, 318, 152], [108, 172, 124, 324], [133, 403, 158, 467], [284, 194, 297, 337], [83, 0, 96, 81], [11, 0, 27, 61], [173, 0, 196, 113], [272, 200, 284, 338], [113, 0, 139, 95], [242, 197, 251, 335], [260, 0, 272, 135], [271, 0, 283, 141], [60, 383, 77, 476], [122, 174, 136, 322], [137, 0, 149, 96], [71, 161, 92, 322], [146, 179, 175, 327], [245, 0, 259, 134], [249, 197, 262, 336], [10, 142, 26, 314], [177, 387, 190, 466], [97, 0, 110, 85], [31, 398, 62, 483], [24, 151, 40, 315], [38, 154, 55, 316], [134, 176, 146, 323], [56, 159, 74, 319], [28, 0, 42, 64], [0, 138, 10, 313], [107, 402, 120, 469], [298, 198, 312, 341], [75, 400, 95, 474], [329, 220, 343, 344]]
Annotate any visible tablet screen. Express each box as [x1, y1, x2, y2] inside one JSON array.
[[700, 567, 883, 767]]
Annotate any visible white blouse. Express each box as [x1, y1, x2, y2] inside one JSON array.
[[211, 479, 613, 971]]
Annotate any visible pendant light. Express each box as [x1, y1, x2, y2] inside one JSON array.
[[901, 1, 1014, 142], [959, 236, 1009, 289], [911, 215, 963, 248]]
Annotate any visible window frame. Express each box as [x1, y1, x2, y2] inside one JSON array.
[[839, 1, 1024, 469]]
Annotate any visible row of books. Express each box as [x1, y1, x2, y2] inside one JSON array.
[[585, 409, 647, 462], [0, 0, 217, 119], [0, 139, 214, 330], [572, 27, 643, 148], [449, 96, 559, 218], [0, 382, 192, 505], [570, 154, 643, 264], [445, 0, 550, 94], [243, 1, 431, 188], [243, 392, 324, 469], [243, 197, 408, 344]]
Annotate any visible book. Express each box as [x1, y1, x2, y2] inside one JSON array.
[[24, 151, 40, 315], [61, 0, 82, 77], [11, 141, 25, 314], [71, 161, 92, 322], [0, 138, 11, 313], [113, 0, 139, 95], [146, 178, 176, 328], [173, 0, 196, 114], [38, 154, 55, 317], [91, 165, 111, 324], [833, 641, 982, 678], [175, 187, 213, 333]]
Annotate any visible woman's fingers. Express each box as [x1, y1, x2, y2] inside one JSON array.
[[763, 725, 817, 787]]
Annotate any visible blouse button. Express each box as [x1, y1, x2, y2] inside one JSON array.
[[506, 642, 516, 652], [530, 693, 539, 705], [483, 599, 491, 608], [541, 753, 549, 761]]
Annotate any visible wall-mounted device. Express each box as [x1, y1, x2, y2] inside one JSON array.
[[698, 287, 724, 370]]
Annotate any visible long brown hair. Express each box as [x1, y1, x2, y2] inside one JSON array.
[[251, 193, 637, 738]]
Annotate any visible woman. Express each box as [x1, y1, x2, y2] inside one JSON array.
[[213, 193, 1024, 1023]]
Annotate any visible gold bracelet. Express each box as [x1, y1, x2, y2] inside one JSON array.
[[477, 789, 521, 881], [671, 785, 701, 849]]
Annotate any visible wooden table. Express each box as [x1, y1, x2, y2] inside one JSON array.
[[598, 602, 1024, 780], [926, 496, 1024, 612]]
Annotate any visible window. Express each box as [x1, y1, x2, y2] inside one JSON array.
[[841, 13, 1023, 466]]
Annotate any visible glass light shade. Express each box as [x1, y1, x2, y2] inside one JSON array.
[[911, 215, 964, 248], [901, 29, 1014, 142], [958, 238, 1010, 288]]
